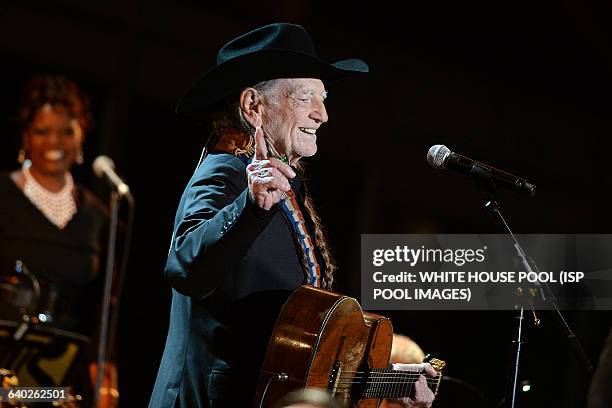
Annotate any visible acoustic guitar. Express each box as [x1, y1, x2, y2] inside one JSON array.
[[254, 285, 445, 407]]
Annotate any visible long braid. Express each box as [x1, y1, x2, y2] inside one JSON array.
[[301, 182, 337, 290]]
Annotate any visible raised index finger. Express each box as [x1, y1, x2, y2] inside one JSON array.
[[254, 127, 268, 160]]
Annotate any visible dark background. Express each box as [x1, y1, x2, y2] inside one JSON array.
[[1, 1, 611, 406]]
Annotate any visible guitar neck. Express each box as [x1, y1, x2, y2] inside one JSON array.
[[361, 368, 443, 400]]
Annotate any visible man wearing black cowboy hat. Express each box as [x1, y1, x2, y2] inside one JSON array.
[[149, 23, 436, 408]]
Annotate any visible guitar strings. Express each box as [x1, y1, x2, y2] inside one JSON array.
[[335, 374, 439, 388], [335, 377, 439, 385], [336, 376, 438, 381], [338, 373, 439, 380], [337, 375, 437, 380], [334, 380, 438, 386], [337, 375, 438, 381], [336, 382, 438, 389], [334, 384, 419, 395], [339, 370, 438, 374], [333, 373, 441, 389], [332, 384, 431, 398], [338, 373, 438, 378], [332, 370, 443, 391], [337, 377, 438, 382]]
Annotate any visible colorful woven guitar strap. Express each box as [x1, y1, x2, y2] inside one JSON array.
[[239, 154, 322, 287], [279, 189, 322, 287]]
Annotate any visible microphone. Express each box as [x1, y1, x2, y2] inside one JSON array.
[[427, 145, 536, 197], [93, 155, 130, 196]]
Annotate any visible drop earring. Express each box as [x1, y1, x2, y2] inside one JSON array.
[[76, 148, 84, 165], [17, 148, 26, 164]]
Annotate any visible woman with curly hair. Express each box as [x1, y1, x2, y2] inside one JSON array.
[[0, 75, 117, 407]]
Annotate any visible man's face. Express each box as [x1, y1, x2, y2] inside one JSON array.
[[262, 78, 328, 164]]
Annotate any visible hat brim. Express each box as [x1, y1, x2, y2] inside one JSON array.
[[176, 49, 369, 120]]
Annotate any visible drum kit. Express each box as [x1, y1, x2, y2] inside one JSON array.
[[0, 261, 89, 407]]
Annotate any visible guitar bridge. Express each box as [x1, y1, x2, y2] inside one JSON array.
[[327, 360, 342, 396]]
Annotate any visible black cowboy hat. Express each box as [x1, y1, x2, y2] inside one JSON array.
[[176, 23, 369, 119]]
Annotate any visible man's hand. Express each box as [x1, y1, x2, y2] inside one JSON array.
[[386, 363, 437, 408], [246, 128, 295, 210]]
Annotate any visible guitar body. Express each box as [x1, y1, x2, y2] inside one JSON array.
[[254, 285, 393, 408]]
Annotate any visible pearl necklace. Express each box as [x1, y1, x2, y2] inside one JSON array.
[[22, 162, 77, 229]]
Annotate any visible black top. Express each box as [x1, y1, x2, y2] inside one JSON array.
[[0, 172, 108, 334]]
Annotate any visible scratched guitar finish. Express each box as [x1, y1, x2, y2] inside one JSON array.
[[254, 286, 445, 407]]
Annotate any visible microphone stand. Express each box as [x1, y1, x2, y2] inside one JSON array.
[[105, 192, 135, 366], [93, 191, 119, 407], [469, 164, 592, 408], [93, 189, 134, 407], [482, 196, 532, 408]]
